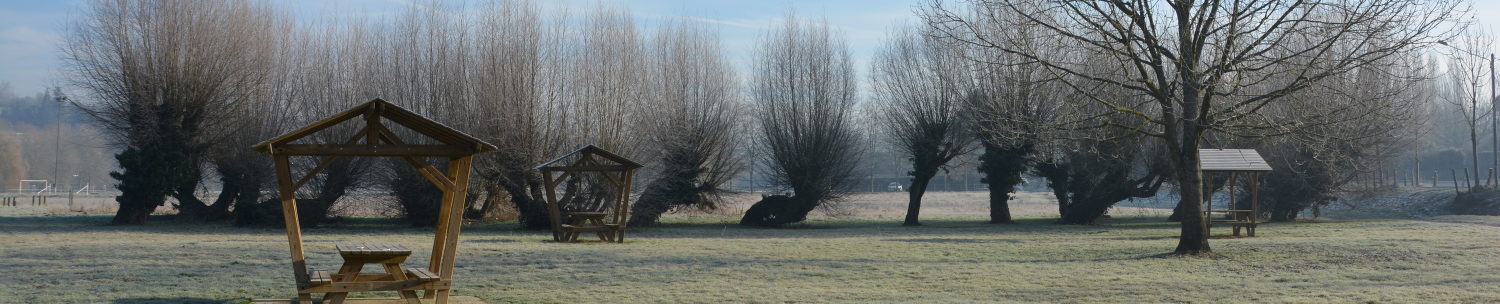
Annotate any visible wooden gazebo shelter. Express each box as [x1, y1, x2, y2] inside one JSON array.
[[1199, 149, 1273, 237], [253, 99, 495, 303], [536, 145, 642, 243]]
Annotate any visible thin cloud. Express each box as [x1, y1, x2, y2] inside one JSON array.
[[684, 16, 776, 29]]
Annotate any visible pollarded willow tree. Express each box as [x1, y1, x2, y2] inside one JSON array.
[[64, 0, 287, 225], [870, 25, 977, 226], [630, 20, 745, 226], [742, 14, 863, 226], [466, 3, 655, 229], [959, 4, 1071, 224], [925, 0, 1464, 254], [465, 0, 569, 229]]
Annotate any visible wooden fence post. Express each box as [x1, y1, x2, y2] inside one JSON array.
[[1464, 168, 1472, 189], [1453, 169, 1462, 193]]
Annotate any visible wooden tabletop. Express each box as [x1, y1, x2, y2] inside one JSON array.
[[336, 243, 412, 258], [569, 212, 608, 219]]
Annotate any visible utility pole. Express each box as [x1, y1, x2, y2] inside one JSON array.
[[1491, 53, 1496, 187], [53, 87, 65, 194]]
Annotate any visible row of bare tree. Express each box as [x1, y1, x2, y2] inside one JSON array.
[[899, 0, 1467, 254], [59, 0, 1484, 256], [62, 0, 744, 228]]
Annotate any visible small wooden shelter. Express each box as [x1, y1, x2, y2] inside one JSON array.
[[1199, 149, 1273, 237], [253, 99, 496, 303], [536, 145, 642, 243]]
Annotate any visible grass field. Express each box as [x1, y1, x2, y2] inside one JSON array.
[[2, 191, 1499, 303]]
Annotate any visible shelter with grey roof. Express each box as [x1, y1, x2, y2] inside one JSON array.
[[1199, 149, 1272, 237]]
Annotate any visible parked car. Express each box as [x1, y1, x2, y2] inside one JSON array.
[[886, 182, 905, 192]]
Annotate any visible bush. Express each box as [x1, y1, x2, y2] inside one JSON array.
[[1452, 188, 1500, 215], [740, 195, 816, 226]]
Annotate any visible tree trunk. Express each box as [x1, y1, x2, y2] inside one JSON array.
[[1057, 197, 1113, 225], [903, 168, 938, 226], [391, 161, 444, 227], [109, 197, 154, 225], [466, 183, 509, 220], [979, 142, 1029, 224], [107, 146, 183, 225], [630, 177, 688, 226], [988, 182, 1013, 224], [1172, 147, 1211, 254], [498, 171, 551, 230]]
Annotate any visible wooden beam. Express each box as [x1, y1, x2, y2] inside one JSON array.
[[289, 125, 370, 190], [364, 103, 382, 145], [539, 165, 639, 172], [274, 144, 474, 157], [253, 100, 378, 151], [372, 123, 456, 191]]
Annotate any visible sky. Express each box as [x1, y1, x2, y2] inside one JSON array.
[[1, 0, 1498, 96]]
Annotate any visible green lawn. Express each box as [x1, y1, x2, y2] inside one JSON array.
[[2, 192, 1499, 303]]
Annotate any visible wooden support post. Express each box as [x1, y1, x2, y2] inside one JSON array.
[[1250, 173, 1260, 237], [542, 170, 565, 242], [616, 169, 634, 243], [433, 156, 472, 303], [273, 155, 312, 303], [1224, 173, 1236, 223]]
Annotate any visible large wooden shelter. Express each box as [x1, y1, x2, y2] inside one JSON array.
[[536, 145, 642, 243], [253, 99, 495, 303], [1199, 149, 1273, 237]]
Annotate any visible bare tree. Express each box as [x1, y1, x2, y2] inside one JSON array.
[[1031, 82, 1170, 225], [462, 0, 564, 228], [924, 0, 1464, 254], [1233, 48, 1434, 220], [0, 122, 24, 187], [464, 3, 655, 228], [63, 0, 288, 225], [742, 14, 862, 226], [630, 20, 745, 226], [1441, 26, 1495, 188], [870, 25, 976, 226], [224, 9, 396, 227]]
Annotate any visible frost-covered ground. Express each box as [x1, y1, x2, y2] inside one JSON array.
[[2, 190, 1498, 303]]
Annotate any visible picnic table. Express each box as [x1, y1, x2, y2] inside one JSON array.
[[302, 244, 444, 304], [560, 212, 621, 242]]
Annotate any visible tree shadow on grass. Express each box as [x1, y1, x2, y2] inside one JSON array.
[[0, 213, 1192, 241], [628, 216, 1183, 239], [112, 297, 233, 304], [0, 214, 457, 237], [880, 238, 1024, 244]]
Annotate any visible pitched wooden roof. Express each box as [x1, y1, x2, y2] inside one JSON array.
[[1199, 149, 1272, 172], [252, 99, 496, 155], [535, 144, 643, 171]]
